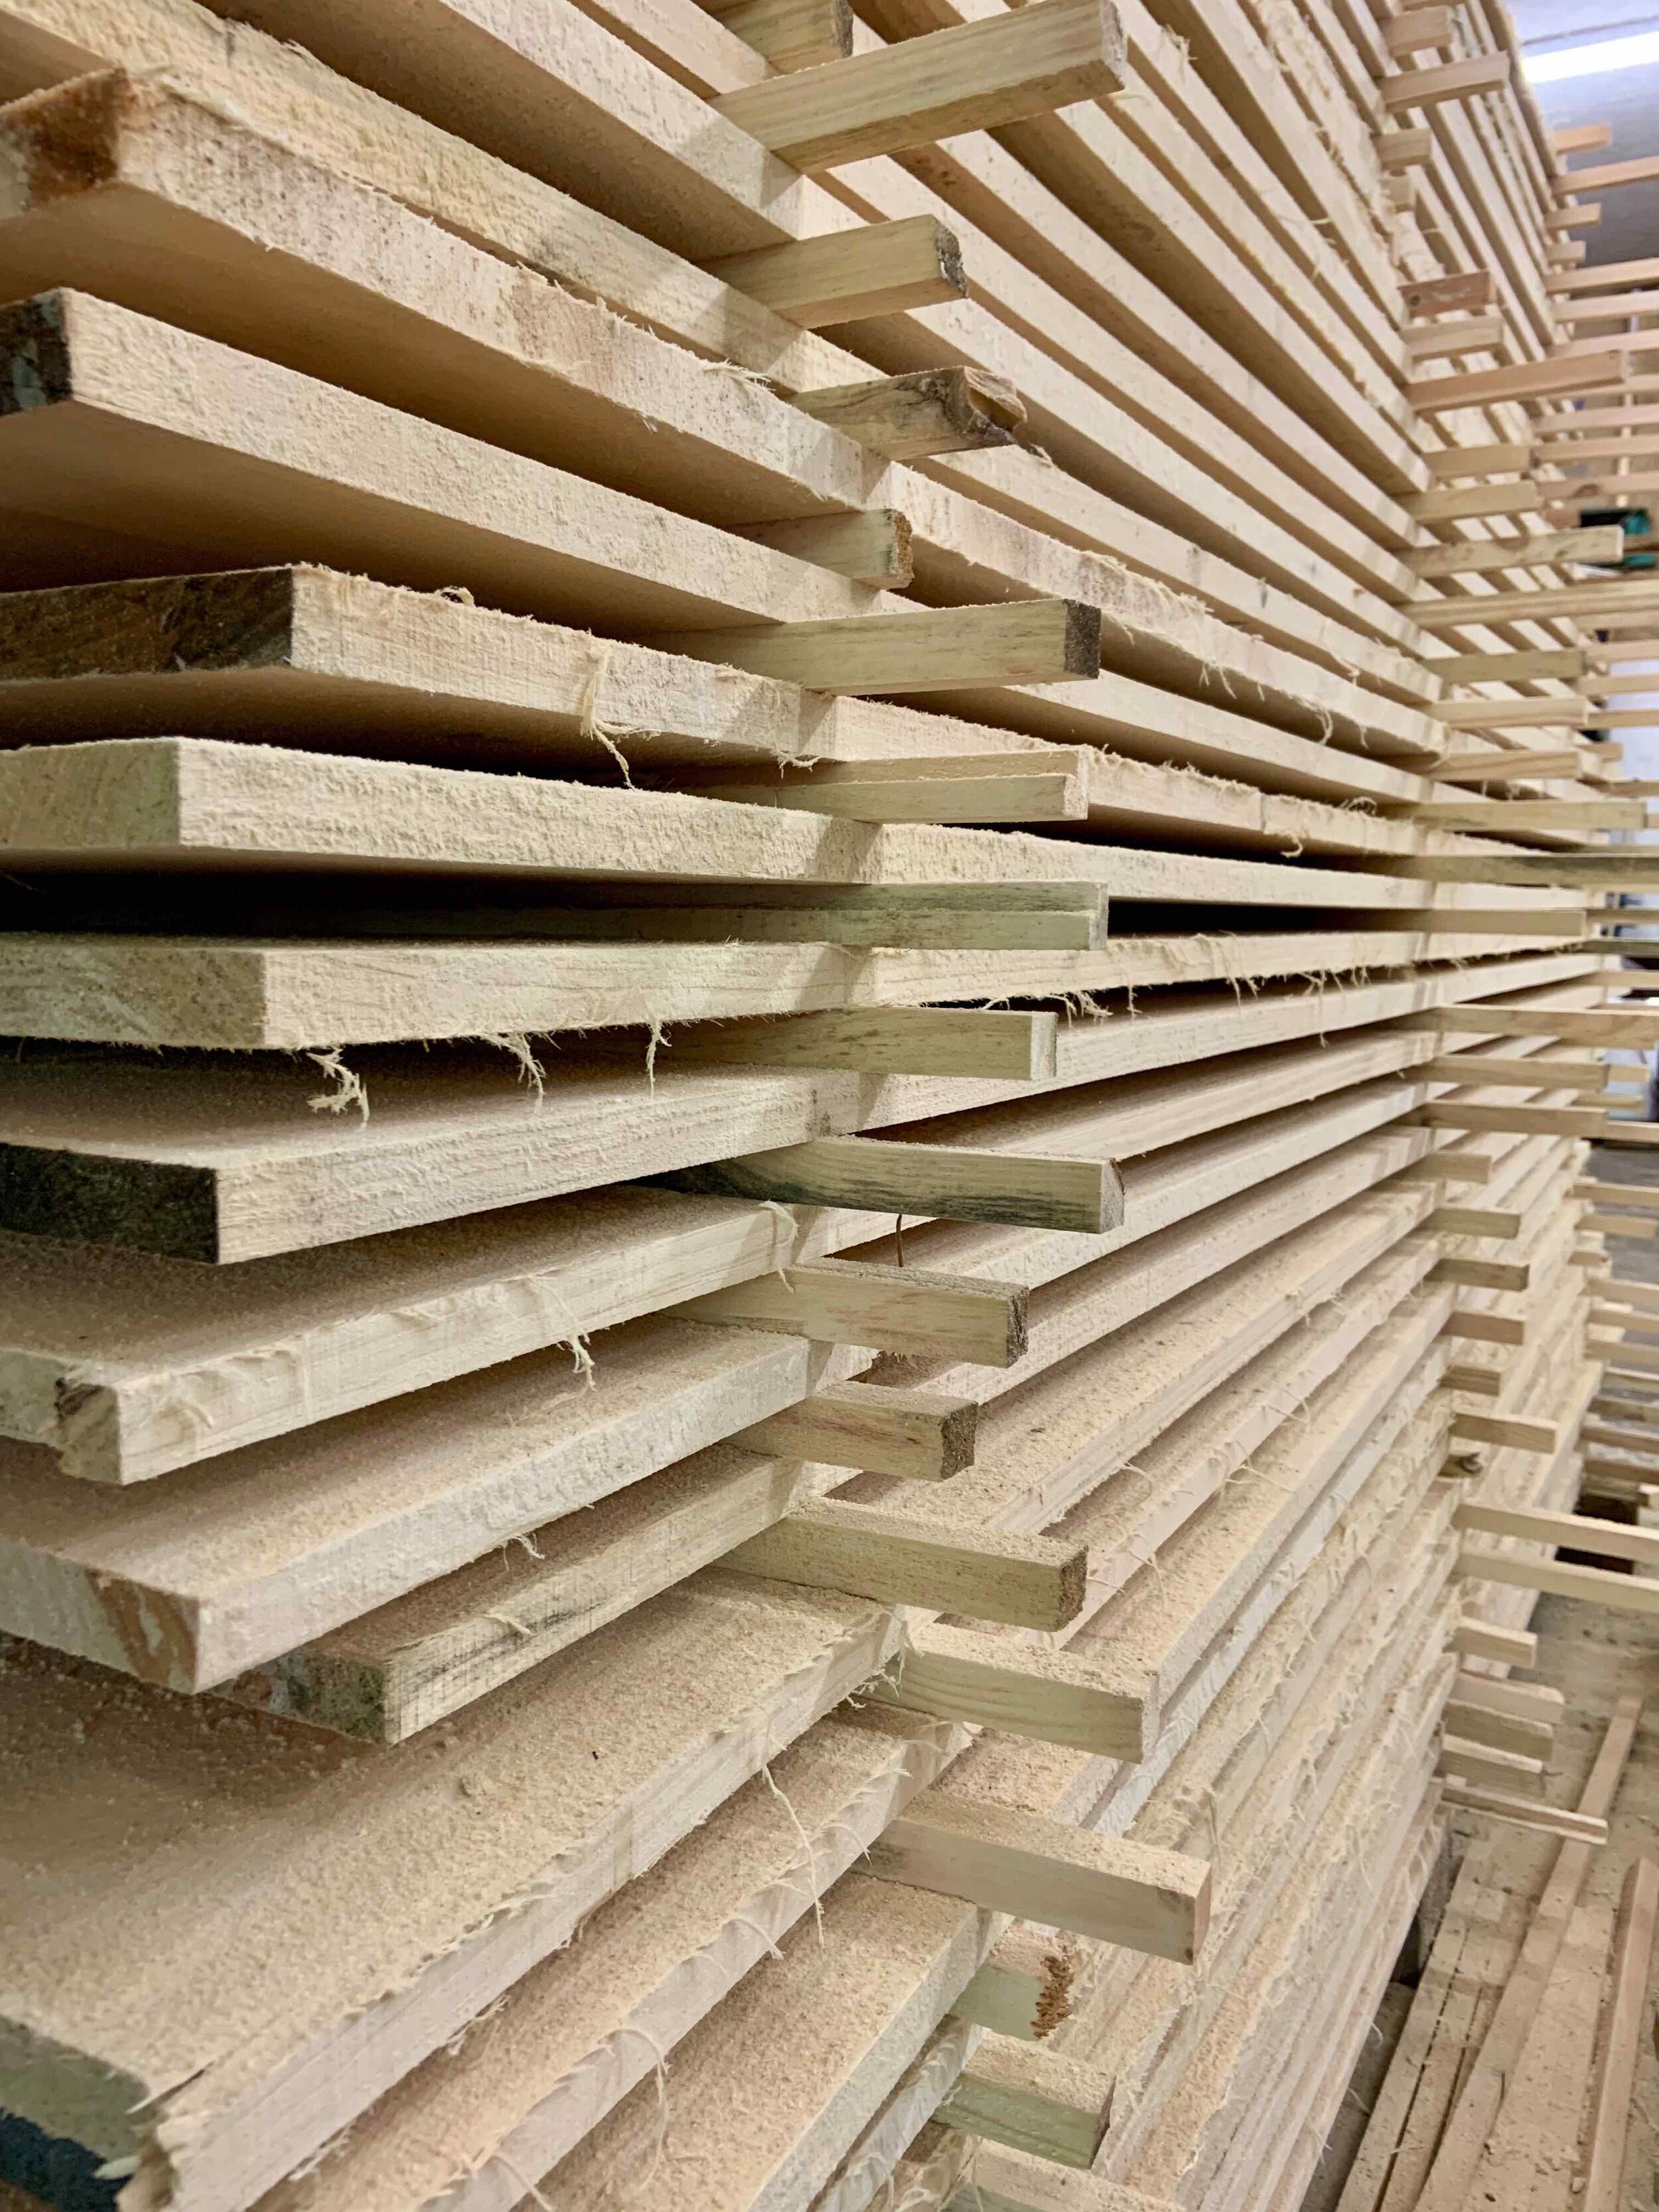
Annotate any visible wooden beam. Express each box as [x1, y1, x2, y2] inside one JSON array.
[[731, 1381, 978, 1478], [868, 1623, 1151, 1755], [1380, 53, 1510, 109], [1429, 1205, 1522, 1236], [1451, 1412, 1561, 1452], [1583, 1440, 1659, 1477], [1416, 1103, 1611, 1139], [1442, 1698, 1555, 1757], [1404, 480, 1544, 522], [1579, 1858, 1659, 2212], [1398, 848, 1659, 883], [1423, 438, 1532, 480], [790, 368, 1025, 457], [1578, 1179, 1659, 1210], [712, 0, 1125, 167], [711, 0, 853, 70], [1449, 1617, 1538, 1664], [1402, 796, 1637, 829], [865, 1794, 1209, 1958], [1378, 123, 1434, 168], [667, 1008, 1061, 1077], [1402, 315, 1506, 360], [1414, 576, 1659, 628], [1396, 1154, 1496, 1185], [1547, 473, 1659, 505], [1550, 203, 1603, 229], [1384, 5, 1454, 52], [694, 215, 969, 325], [683, 747, 1098, 818], [735, 508, 914, 584], [1407, 525, 1627, 577], [0, 566, 883, 771], [1551, 252, 1659, 296], [1433, 1256, 1530, 1291], [1444, 1360, 1502, 1395], [1411, 354, 1629, 412], [664, 1133, 1124, 1232], [1394, 1005, 1659, 1045], [677, 1260, 1029, 1364], [1437, 1783, 1611, 1844], [1560, 152, 1659, 193], [1452, 1674, 1565, 1726], [1444, 1311, 1526, 1343], [727, 1499, 1088, 1627], [1357, 911, 1588, 936], [540, 891, 1111, 952], [1421, 1053, 1611, 1086], [1437, 696, 1604, 727], [1557, 288, 1659, 327], [1459, 1499, 1659, 1569], [1406, 271, 1497, 317], [645, 599, 1102, 692], [1555, 123, 1614, 155], [1436, 751, 1593, 783], [1536, 431, 1659, 465], [934, 2038, 1114, 2170], [950, 1929, 1078, 2042], [1435, 646, 1585, 681], [683, 763, 1088, 823], [1457, 1545, 1659, 1615], [1436, 1739, 1546, 1793]]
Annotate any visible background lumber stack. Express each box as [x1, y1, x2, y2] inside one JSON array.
[[0, 0, 1651, 2207]]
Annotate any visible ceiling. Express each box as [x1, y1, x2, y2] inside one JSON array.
[[1517, 0, 1659, 261]]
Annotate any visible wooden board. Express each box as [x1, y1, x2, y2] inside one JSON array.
[[0, 958, 1555, 1262], [0, 70, 891, 525], [0, 569, 1443, 809], [0, 1314, 843, 1688], [0, 291, 885, 630], [0, 1578, 915, 2211], [0, 737, 1457, 914], [712, 0, 1125, 170], [0, 960, 1592, 1480]]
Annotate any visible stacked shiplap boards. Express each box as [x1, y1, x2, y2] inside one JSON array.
[[0, 1, 1654, 2209]]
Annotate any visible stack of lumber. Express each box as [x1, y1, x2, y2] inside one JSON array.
[[1540, 120, 1659, 530], [0, 0, 1654, 2207], [1333, 1633, 1658, 2212]]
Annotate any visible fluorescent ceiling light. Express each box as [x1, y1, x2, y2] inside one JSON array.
[[1527, 26, 1659, 79]]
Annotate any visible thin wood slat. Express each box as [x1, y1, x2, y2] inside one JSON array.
[[1413, 1699, 1642, 2211], [1379, 52, 1510, 110], [703, 214, 966, 323], [712, 0, 1125, 168], [864, 1793, 1210, 1957], [1579, 1858, 1659, 2212]]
